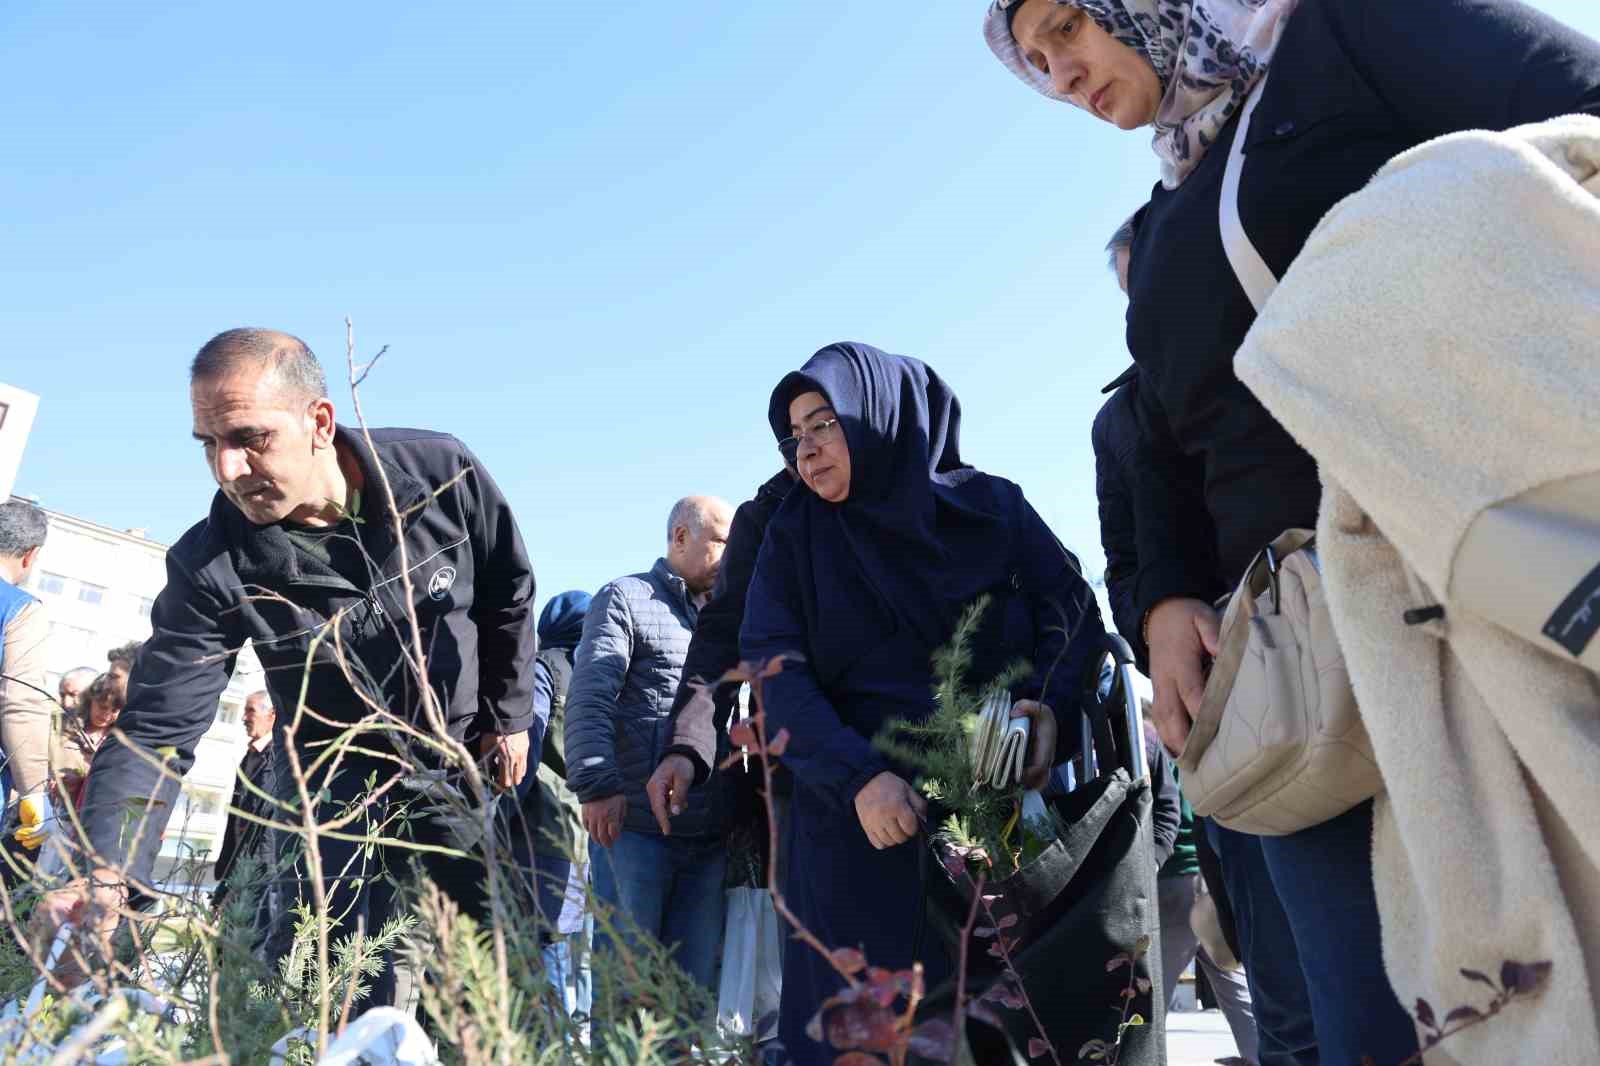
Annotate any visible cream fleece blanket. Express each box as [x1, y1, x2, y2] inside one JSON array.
[[1234, 115, 1600, 1065]]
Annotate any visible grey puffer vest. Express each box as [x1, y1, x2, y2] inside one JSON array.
[[563, 559, 723, 838]]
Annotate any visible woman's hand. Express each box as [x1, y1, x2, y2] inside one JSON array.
[[1011, 699, 1057, 792], [854, 772, 927, 850], [1147, 598, 1222, 755]]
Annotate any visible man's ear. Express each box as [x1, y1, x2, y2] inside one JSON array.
[[308, 397, 337, 449], [18, 546, 41, 573]]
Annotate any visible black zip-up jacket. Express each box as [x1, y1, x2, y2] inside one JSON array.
[[663, 470, 795, 785], [1125, 0, 1600, 622], [82, 427, 537, 881], [1092, 367, 1218, 675]]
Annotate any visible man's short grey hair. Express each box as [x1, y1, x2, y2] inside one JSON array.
[[1105, 209, 1142, 272], [190, 328, 328, 403], [245, 689, 274, 710], [0, 499, 47, 559], [667, 497, 710, 542], [61, 667, 98, 691]]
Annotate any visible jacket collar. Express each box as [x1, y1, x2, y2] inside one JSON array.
[[1102, 364, 1139, 394], [219, 426, 431, 591], [650, 557, 695, 616]]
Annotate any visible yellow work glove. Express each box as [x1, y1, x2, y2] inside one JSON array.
[[14, 790, 55, 850]]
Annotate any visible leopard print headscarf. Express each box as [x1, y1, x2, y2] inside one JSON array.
[[984, 0, 1299, 188]]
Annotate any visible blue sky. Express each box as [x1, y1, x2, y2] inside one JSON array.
[[5, 0, 1598, 609]]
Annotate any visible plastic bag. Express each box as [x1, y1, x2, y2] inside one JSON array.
[[269, 1008, 439, 1065], [716, 886, 783, 1042]]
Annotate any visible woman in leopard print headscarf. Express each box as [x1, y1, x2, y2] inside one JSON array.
[[985, 0, 1297, 187], [983, 2, 1600, 1066]]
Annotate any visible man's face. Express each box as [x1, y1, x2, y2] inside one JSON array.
[[1115, 245, 1132, 295], [673, 507, 732, 596], [58, 676, 83, 711], [107, 662, 130, 703], [191, 364, 332, 526], [242, 694, 276, 741]]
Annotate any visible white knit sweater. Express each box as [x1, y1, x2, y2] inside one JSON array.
[[1236, 115, 1600, 1066]]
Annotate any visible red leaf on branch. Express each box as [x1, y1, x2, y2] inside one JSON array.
[[831, 1054, 884, 1066], [823, 1000, 903, 1052], [1028, 1037, 1051, 1058], [729, 721, 757, 748], [1105, 954, 1131, 972], [767, 727, 791, 757], [996, 914, 1019, 929]]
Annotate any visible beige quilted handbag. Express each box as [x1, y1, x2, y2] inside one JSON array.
[[1175, 529, 1384, 836]]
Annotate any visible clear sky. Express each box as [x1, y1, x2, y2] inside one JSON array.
[[5, 1, 1598, 610]]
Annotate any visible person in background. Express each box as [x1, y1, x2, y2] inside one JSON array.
[[105, 642, 142, 703], [51, 673, 124, 811], [1097, 212, 1259, 1063], [57, 668, 98, 716], [511, 590, 593, 1019], [646, 470, 795, 870], [212, 690, 278, 941], [564, 496, 734, 993], [0, 499, 56, 876], [37, 328, 538, 1000]]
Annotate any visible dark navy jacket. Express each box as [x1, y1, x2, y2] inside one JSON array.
[[1125, 0, 1600, 621], [82, 427, 538, 881]]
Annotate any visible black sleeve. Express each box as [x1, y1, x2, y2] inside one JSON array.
[[1130, 377, 1221, 628], [464, 445, 538, 736], [1092, 394, 1148, 673], [81, 551, 237, 884], [1348, 0, 1600, 135], [663, 496, 768, 785], [1013, 492, 1107, 763], [1145, 727, 1181, 870]]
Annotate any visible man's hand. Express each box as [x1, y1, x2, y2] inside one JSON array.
[[479, 730, 530, 791], [854, 772, 927, 850], [1147, 597, 1222, 755], [1011, 699, 1057, 792], [30, 869, 127, 989], [582, 794, 628, 849], [646, 755, 696, 836]]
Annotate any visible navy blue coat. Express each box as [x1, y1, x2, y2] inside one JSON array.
[[742, 344, 1104, 1064]]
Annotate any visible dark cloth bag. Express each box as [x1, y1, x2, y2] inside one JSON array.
[[915, 637, 1166, 1066]]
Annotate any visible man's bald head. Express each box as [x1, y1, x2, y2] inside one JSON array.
[[191, 328, 327, 406], [666, 495, 734, 597]]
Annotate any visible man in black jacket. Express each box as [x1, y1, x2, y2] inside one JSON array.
[[645, 469, 795, 822], [41, 328, 537, 998]]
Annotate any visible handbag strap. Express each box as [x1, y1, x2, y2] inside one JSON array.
[[1219, 74, 1278, 313]]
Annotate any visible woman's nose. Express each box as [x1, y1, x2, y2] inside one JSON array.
[[1051, 53, 1085, 98]]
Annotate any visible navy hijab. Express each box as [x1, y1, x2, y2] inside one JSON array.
[[536, 590, 591, 651], [768, 343, 1017, 650]]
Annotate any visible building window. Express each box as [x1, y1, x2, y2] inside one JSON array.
[[35, 572, 67, 596], [216, 701, 241, 726], [136, 596, 155, 618], [78, 582, 106, 605]]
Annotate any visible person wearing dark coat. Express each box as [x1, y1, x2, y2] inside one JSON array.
[[43, 329, 538, 1000], [987, 1, 1600, 1063], [212, 690, 279, 941], [740, 343, 1105, 1065], [650, 470, 797, 797]]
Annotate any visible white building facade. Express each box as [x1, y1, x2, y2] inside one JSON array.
[[14, 500, 261, 879]]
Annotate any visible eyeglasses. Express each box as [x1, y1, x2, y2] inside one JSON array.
[[778, 417, 841, 465]]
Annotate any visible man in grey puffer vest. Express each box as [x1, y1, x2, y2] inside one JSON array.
[[564, 495, 733, 991]]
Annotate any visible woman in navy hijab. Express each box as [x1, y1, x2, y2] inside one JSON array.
[[740, 343, 1104, 1063]]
